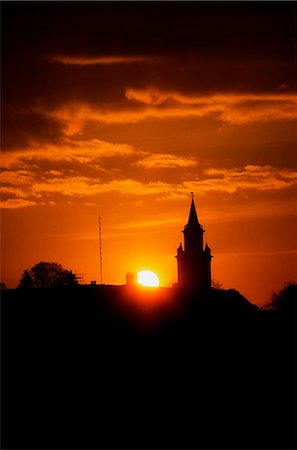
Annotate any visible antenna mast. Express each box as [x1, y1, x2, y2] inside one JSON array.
[[99, 214, 103, 285]]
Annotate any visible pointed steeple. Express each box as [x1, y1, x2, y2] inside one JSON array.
[[185, 193, 200, 228], [183, 193, 203, 252]]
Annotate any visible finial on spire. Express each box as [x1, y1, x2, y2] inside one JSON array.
[[190, 192, 194, 199]]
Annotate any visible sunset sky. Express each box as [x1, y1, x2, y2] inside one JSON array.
[[1, 2, 296, 304]]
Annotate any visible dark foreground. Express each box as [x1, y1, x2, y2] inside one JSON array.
[[1, 286, 296, 449]]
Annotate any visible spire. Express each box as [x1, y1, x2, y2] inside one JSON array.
[[186, 193, 199, 228]]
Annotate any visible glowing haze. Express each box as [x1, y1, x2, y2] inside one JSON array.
[[1, 3, 296, 304]]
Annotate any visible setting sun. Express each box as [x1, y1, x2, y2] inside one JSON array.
[[137, 270, 159, 287]]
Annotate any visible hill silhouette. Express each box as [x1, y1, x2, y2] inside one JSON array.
[[1, 285, 295, 449]]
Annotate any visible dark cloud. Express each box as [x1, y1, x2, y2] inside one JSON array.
[[3, 2, 293, 59], [1, 2, 295, 175], [2, 107, 65, 150], [2, 2, 294, 153]]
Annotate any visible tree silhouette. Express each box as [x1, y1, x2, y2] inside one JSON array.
[[18, 262, 78, 288], [18, 270, 33, 288], [211, 279, 223, 289], [266, 282, 296, 314], [0, 281, 7, 290]]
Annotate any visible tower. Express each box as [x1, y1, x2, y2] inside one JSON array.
[[176, 194, 212, 289]]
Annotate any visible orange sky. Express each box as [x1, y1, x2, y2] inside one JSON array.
[[1, 2, 296, 304]]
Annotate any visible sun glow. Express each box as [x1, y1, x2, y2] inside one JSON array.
[[137, 270, 159, 287]]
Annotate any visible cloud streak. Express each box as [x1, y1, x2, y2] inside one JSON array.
[[126, 88, 296, 106], [187, 165, 297, 194], [126, 88, 297, 124], [1, 162, 296, 209], [135, 153, 198, 169], [50, 55, 153, 65], [38, 90, 296, 138], [0, 139, 137, 169], [1, 199, 37, 209]]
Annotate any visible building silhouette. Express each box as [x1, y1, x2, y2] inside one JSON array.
[[176, 194, 212, 289], [126, 272, 138, 286]]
